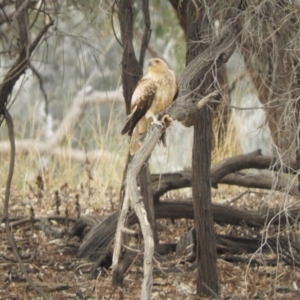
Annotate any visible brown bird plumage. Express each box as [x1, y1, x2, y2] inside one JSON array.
[[121, 58, 178, 155]]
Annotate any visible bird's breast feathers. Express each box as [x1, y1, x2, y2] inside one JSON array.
[[150, 71, 177, 114]]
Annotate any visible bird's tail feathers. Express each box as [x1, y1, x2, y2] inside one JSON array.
[[121, 121, 131, 135]]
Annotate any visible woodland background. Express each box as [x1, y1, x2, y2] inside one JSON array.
[[1, 0, 300, 299]]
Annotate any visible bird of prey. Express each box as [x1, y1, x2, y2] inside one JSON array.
[[121, 58, 178, 155]]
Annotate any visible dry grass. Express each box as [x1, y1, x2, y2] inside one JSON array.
[[212, 116, 241, 164], [1, 105, 300, 299]]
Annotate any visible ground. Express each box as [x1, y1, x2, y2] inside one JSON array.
[[1, 181, 300, 300]]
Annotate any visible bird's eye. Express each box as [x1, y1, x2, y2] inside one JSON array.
[[155, 59, 159, 63]]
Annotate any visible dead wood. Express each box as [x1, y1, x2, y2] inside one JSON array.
[[152, 151, 300, 201], [0, 215, 78, 228], [76, 201, 300, 277], [113, 0, 151, 292], [37, 218, 65, 239], [76, 150, 300, 280], [176, 229, 266, 261], [211, 150, 298, 188], [77, 200, 300, 262], [112, 124, 162, 297]]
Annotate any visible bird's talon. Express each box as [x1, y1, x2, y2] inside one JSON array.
[[161, 114, 173, 127]]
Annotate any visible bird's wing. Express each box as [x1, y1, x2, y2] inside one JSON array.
[[121, 78, 157, 135]]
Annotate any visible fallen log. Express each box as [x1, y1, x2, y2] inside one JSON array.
[[77, 151, 300, 278], [152, 170, 300, 201], [77, 200, 300, 261]]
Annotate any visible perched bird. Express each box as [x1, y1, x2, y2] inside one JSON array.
[[121, 58, 178, 155]]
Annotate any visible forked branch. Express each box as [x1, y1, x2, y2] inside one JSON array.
[[112, 124, 163, 300]]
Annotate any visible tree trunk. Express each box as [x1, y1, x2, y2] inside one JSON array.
[[186, 1, 218, 297], [192, 109, 219, 297]]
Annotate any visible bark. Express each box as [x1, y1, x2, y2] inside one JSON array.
[[116, 0, 143, 115], [186, 1, 218, 297]]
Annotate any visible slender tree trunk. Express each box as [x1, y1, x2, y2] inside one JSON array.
[[186, 1, 219, 297], [192, 109, 219, 296], [113, 0, 153, 287]]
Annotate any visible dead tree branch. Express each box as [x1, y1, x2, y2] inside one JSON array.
[[151, 150, 299, 201], [77, 199, 300, 266], [0, 90, 123, 161], [112, 124, 164, 299]]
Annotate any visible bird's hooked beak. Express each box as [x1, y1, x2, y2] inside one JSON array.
[[148, 60, 155, 67]]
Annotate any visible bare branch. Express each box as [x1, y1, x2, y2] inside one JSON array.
[[0, 90, 123, 161], [112, 124, 164, 299], [139, 0, 151, 66], [196, 90, 219, 110]]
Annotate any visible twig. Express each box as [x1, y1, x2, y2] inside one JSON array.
[[228, 190, 249, 204], [152, 256, 168, 277], [121, 227, 137, 235], [0, 215, 77, 231], [122, 244, 142, 253], [11, 0, 30, 23], [111, 2, 122, 47], [196, 90, 219, 110], [202, 282, 221, 299], [211, 100, 285, 110], [0, 3, 11, 25], [29, 63, 48, 108], [123, 251, 143, 277], [2, 108, 49, 300]]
